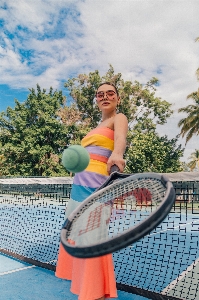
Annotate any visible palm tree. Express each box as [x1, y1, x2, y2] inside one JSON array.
[[178, 89, 199, 143], [187, 149, 199, 171]]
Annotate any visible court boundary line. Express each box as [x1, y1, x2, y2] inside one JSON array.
[[0, 265, 36, 276], [0, 249, 56, 271], [161, 257, 199, 294], [0, 259, 57, 276]]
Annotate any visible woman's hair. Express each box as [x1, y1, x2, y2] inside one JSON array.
[[97, 82, 119, 96]]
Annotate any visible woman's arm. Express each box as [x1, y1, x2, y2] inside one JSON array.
[[107, 113, 128, 173]]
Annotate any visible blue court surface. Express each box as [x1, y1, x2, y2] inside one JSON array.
[[0, 253, 147, 300]]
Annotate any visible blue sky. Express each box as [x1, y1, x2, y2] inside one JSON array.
[[0, 0, 199, 162]]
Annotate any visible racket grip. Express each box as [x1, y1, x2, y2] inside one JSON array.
[[110, 164, 120, 173]]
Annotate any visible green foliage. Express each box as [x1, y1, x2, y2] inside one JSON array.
[[64, 65, 183, 173], [178, 38, 199, 143], [124, 131, 184, 173], [0, 66, 184, 176], [64, 71, 102, 128], [178, 89, 199, 144], [57, 104, 91, 145], [0, 85, 69, 176], [0, 152, 6, 176], [187, 149, 199, 171], [64, 64, 173, 130], [180, 161, 190, 172]]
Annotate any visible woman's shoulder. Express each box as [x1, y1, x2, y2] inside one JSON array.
[[114, 113, 128, 123]]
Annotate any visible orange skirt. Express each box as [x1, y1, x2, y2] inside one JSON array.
[[56, 243, 117, 299]]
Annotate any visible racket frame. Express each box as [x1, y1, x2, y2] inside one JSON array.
[[61, 172, 175, 258]]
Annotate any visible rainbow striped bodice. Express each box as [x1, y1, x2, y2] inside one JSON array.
[[69, 127, 114, 208]]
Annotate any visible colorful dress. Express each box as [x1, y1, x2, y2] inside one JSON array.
[[56, 127, 117, 300]]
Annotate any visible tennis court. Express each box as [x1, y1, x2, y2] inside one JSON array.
[[0, 174, 199, 299], [1, 252, 147, 300]]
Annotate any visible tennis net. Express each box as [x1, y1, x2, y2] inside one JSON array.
[[0, 175, 199, 300]]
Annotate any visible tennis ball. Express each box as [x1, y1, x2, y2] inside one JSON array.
[[62, 145, 90, 173]]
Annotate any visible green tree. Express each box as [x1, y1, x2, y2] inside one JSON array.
[[64, 65, 173, 130], [180, 161, 190, 172], [178, 89, 199, 143], [0, 153, 6, 176], [187, 149, 199, 171], [124, 131, 183, 173], [64, 71, 101, 128], [178, 37, 199, 144], [0, 85, 69, 176], [64, 65, 183, 173], [57, 104, 91, 145]]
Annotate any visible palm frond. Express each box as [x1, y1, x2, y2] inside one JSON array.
[[187, 149, 199, 171], [178, 91, 199, 143]]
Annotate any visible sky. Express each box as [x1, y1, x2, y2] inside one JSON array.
[[0, 0, 198, 163]]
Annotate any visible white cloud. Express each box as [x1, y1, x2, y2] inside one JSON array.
[[0, 0, 75, 33], [0, 0, 198, 160]]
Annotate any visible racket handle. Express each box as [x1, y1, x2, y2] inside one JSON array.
[[110, 164, 120, 173]]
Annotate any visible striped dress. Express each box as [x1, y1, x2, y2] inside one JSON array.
[[56, 127, 117, 300]]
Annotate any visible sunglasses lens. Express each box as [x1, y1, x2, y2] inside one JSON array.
[[96, 90, 116, 99], [106, 91, 115, 97]]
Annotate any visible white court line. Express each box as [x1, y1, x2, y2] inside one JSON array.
[[0, 260, 57, 276], [0, 265, 36, 275], [125, 218, 199, 293], [161, 257, 199, 294]]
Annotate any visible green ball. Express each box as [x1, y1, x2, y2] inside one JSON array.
[[62, 145, 90, 173]]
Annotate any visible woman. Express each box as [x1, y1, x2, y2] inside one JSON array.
[[56, 82, 128, 300]]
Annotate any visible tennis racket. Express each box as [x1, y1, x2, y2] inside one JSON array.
[[60, 166, 175, 258]]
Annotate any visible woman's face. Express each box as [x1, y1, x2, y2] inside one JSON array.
[[96, 84, 120, 113]]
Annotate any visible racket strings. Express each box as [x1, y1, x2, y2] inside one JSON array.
[[67, 177, 167, 246]]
